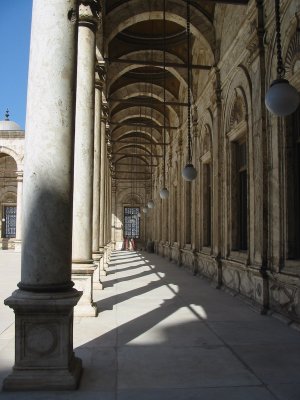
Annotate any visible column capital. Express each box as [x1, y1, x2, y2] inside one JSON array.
[[78, 0, 101, 30]]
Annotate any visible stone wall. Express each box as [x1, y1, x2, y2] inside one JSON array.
[[148, 0, 300, 324]]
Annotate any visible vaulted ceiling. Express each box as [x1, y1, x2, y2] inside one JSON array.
[[102, 0, 249, 182]]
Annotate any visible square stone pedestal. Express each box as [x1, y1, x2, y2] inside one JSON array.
[[2, 288, 82, 391], [72, 263, 98, 317], [99, 253, 107, 276], [92, 252, 103, 290], [14, 239, 22, 252]]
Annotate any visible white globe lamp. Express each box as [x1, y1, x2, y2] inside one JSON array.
[[182, 163, 197, 181], [147, 200, 155, 209], [265, 0, 299, 117], [265, 79, 299, 117], [159, 187, 169, 199]]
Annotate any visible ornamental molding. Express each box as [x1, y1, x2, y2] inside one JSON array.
[[285, 28, 300, 79], [200, 150, 212, 164], [227, 120, 247, 143], [96, 63, 106, 83], [78, 0, 101, 28]]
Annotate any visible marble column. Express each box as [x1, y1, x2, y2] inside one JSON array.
[[92, 70, 104, 290], [99, 106, 108, 275], [111, 180, 116, 249], [103, 155, 108, 268], [108, 170, 112, 255], [71, 1, 99, 317], [14, 171, 23, 252], [3, 0, 82, 391]]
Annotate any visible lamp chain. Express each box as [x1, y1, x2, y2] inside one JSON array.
[[275, 0, 285, 79], [187, 0, 192, 163], [163, 0, 166, 187]]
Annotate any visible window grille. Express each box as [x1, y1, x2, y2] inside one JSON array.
[[3, 206, 16, 238], [124, 207, 140, 238]]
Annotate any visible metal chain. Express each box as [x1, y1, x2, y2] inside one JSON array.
[[275, 0, 285, 79], [163, 0, 166, 187], [187, 0, 192, 162]]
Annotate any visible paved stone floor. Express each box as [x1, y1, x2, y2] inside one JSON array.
[[1, 250, 300, 399]]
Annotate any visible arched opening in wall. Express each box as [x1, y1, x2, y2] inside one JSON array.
[[231, 139, 247, 251], [200, 126, 212, 249], [124, 206, 140, 238], [226, 89, 249, 254], [203, 163, 212, 247], [285, 103, 300, 259], [173, 185, 177, 243], [0, 153, 18, 249], [185, 182, 192, 245]]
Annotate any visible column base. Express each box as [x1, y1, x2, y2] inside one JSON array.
[[92, 253, 103, 290], [14, 239, 22, 252], [99, 255, 107, 276], [2, 288, 82, 391], [3, 356, 82, 391], [72, 263, 98, 317]]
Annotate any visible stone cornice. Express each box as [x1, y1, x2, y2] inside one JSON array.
[[0, 131, 25, 139]]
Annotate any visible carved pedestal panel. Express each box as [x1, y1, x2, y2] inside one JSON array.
[[3, 289, 82, 391]]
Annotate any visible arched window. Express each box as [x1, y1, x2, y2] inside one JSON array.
[[0, 153, 18, 240], [185, 181, 192, 245], [285, 103, 300, 259], [227, 92, 248, 252], [284, 29, 300, 260], [201, 126, 212, 248]]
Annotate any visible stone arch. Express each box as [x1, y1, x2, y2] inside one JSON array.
[[109, 83, 180, 126], [107, 50, 187, 91], [110, 102, 178, 130], [0, 189, 17, 203], [225, 86, 248, 135], [223, 65, 252, 137], [105, 1, 215, 59], [283, 12, 300, 88], [222, 65, 254, 256], [121, 191, 143, 205], [112, 106, 165, 126], [110, 82, 180, 106], [0, 146, 22, 171], [112, 127, 162, 144]]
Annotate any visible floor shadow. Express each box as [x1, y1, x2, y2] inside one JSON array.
[[103, 269, 155, 288]]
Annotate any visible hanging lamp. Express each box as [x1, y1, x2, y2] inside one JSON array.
[[182, 0, 197, 181], [265, 0, 299, 116], [147, 46, 155, 209], [160, 0, 170, 199]]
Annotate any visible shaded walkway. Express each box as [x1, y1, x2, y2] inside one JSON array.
[[1, 250, 300, 399]]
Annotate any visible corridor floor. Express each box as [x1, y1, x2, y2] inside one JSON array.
[[1, 250, 300, 399]]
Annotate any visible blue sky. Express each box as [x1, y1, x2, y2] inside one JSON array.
[[0, 0, 32, 129]]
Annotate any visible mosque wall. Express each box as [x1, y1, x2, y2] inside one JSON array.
[[150, 0, 300, 324]]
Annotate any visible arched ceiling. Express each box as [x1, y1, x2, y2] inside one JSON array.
[[102, 0, 249, 182]]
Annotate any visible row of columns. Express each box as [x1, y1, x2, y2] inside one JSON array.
[[3, 0, 112, 391]]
